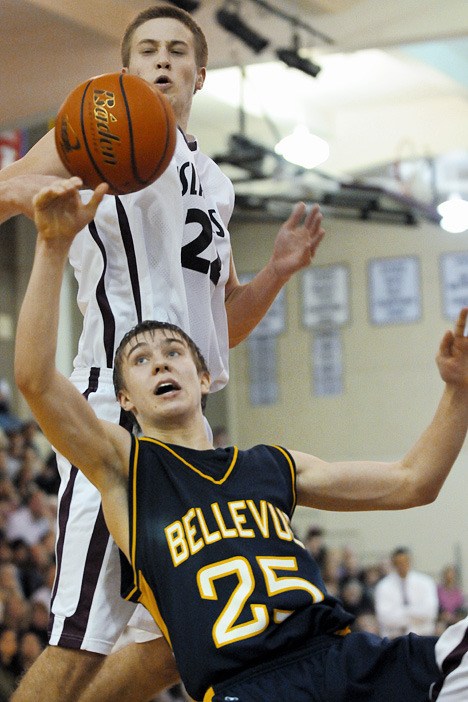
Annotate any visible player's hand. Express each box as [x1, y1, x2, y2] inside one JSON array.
[[436, 307, 468, 387], [3, 174, 66, 221], [33, 177, 108, 244], [269, 202, 325, 282]]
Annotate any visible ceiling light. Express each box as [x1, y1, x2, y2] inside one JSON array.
[[276, 47, 321, 78], [437, 194, 468, 233], [216, 4, 269, 54], [275, 125, 329, 169]]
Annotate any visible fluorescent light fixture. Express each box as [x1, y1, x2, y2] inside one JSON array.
[[275, 125, 329, 169]]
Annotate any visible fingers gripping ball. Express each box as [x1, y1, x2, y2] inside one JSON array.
[[54, 72, 177, 195]]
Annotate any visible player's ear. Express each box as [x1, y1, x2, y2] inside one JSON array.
[[200, 370, 211, 394], [118, 389, 135, 413], [194, 67, 206, 94]]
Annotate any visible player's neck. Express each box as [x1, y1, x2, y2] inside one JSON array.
[[142, 415, 212, 450]]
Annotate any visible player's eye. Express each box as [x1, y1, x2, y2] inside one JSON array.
[[135, 355, 150, 364]]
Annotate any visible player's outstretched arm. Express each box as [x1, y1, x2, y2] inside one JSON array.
[[14, 177, 129, 491], [0, 128, 70, 224], [293, 308, 468, 511], [225, 202, 325, 347]]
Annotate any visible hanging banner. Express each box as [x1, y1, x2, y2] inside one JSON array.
[[440, 252, 468, 321], [240, 274, 285, 406], [0, 129, 26, 169], [302, 264, 350, 329], [368, 256, 421, 325]]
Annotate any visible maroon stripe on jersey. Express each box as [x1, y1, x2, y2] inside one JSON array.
[[115, 197, 142, 324], [48, 367, 102, 642], [88, 220, 116, 368], [431, 629, 468, 699], [57, 506, 111, 648]]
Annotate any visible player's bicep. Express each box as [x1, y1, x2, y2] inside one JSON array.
[[292, 450, 401, 511]]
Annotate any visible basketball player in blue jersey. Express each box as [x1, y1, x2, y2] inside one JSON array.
[[1, 6, 325, 702], [15, 176, 468, 701]]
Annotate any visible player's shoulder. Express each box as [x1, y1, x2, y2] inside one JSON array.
[[241, 443, 294, 464]]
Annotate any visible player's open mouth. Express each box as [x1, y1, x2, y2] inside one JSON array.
[[155, 76, 171, 88], [155, 381, 180, 396]]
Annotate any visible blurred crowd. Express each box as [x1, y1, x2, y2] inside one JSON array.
[[304, 525, 467, 639], [0, 388, 465, 700], [0, 381, 58, 700]]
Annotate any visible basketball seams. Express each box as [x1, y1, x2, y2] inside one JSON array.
[[119, 74, 144, 188]]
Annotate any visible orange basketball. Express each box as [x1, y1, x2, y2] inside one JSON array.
[[54, 72, 177, 195]]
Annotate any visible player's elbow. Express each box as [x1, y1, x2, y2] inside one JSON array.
[[401, 480, 441, 508], [14, 357, 48, 401]]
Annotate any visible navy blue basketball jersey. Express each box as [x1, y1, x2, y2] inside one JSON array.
[[121, 437, 353, 701]]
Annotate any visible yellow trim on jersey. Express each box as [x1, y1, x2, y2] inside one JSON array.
[[124, 583, 139, 602], [137, 570, 172, 647], [272, 445, 297, 510], [336, 626, 351, 636], [140, 436, 239, 484], [131, 438, 140, 567], [203, 687, 215, 701]]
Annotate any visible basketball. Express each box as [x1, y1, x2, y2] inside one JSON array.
[[54, 72, 177, 195]]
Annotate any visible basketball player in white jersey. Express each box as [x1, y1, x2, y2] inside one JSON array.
[[429, 619, 468, 700], [1, 6, 325, 702]]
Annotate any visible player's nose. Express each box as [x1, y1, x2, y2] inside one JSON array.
[[155, 50, 171, 69]]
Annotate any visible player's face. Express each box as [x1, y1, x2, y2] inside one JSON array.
[[118, 330, 210, 429], [125, 17, 206, 130]]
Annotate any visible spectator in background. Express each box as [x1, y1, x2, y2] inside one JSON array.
[[437, 564, 466, 626], [337, 545, 362, 587], [2, 592, 31, 633], [5, 431, 25, 482], [304, 525, 328, 573], [361, 563, 385, 601], [34, 453, 59, 496], [339, 577, 374, 618], [27, 601, 49, 647], [18, 630, 43, 672], [9, 540, 45, 600], [0, 626, 22, 701], [21, 420, 52, 464], [374, 546, 439, 638], [31, 561, 55, 610], [5, 486, 54, 546], [0, 381, 21, 435]]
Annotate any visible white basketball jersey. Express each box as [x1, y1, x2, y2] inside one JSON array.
[[179, 132, 234, 392], [68, 129, 234, 392]]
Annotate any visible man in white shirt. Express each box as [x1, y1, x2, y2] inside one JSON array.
[[375, 546, 439, 638]]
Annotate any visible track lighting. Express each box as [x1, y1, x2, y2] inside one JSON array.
[[216, 3, 269, 54], [276, 47, 321, 77]]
